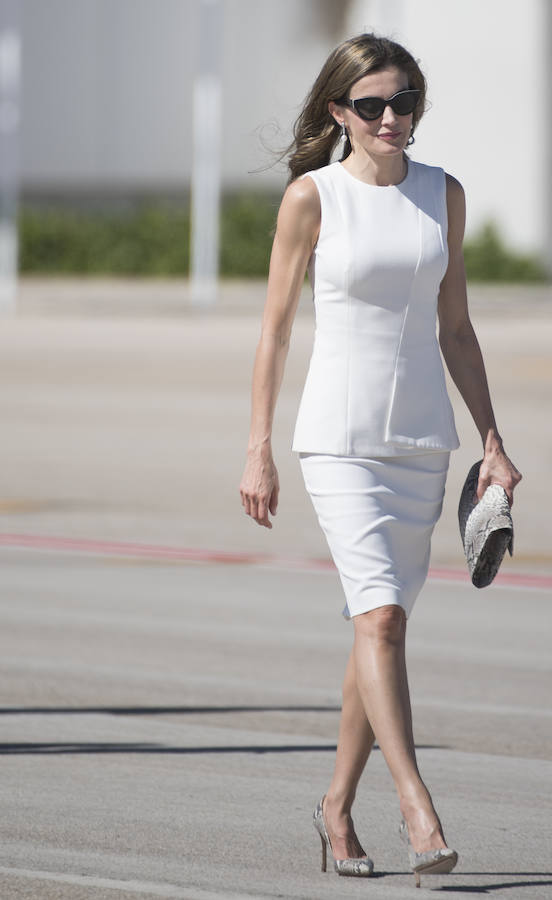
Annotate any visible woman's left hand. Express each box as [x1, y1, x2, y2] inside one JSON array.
[[477, 439, 522, 507]]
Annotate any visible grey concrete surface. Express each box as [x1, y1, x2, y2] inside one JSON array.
[[1, 278, 551, 571], [0, 278, 550, 898], [0, 550, 550, 899]]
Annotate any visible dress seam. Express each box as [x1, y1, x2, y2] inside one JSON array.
[[384, 176, 424, 442], [331, 169, 352, 456]]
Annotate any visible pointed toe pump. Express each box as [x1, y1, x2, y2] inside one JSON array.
[[399, 818, 458, 888], [313, 796, 374, 877]]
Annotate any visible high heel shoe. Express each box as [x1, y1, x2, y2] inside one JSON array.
[[399, 818, 458, 888], [313, 796, 374, 877]]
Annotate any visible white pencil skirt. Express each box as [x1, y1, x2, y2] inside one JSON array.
[[299, 451, 450, 619]]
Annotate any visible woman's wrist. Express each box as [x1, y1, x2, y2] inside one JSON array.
[[482, 427, 503, 455], [247, 436, 273, 457]]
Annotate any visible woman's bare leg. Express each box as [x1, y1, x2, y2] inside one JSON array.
[[320, 603, 449, 858], [322, 647, 375, 859], [352, 604, 448, 853]]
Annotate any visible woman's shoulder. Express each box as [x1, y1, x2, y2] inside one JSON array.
[[281, 163, 338, 213], [410, 161, 465, 202], [283, 170, 321, 208], [444, 172, 466, 228], [293, 162, 336, 190], [444, 171, 465, 196], [278, 171, 321, 234], [409, 158, 446, 180], [411, 160, 464, 188]]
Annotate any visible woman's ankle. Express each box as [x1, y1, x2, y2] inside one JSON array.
[[324, 788, 355, 819], [399, 797, 447, 850]]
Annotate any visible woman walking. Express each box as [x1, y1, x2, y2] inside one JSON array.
[[239, 33, 521, 887]]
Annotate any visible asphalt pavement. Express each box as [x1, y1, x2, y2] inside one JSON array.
[[0, 278, 550, 899]]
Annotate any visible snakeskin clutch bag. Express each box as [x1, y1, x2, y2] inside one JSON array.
[[458, 460, 514, 588]]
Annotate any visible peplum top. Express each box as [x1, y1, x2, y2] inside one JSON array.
[[291, 159, 460, 457]]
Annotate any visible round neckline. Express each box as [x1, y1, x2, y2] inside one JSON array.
[[336, 157, 412, 189]]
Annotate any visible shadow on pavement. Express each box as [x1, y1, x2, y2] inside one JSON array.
[[0, 704, 343, 715], [0, 741, 340, 755], [435, 876, 552, 893], [0, 741, 447, 755]]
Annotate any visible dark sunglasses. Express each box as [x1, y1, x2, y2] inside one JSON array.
[[339, 89, 420, 121]]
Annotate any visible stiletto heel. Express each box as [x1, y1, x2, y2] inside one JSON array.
[[399, 818, 458, 888], [313, 796, 374, 877], [318, 830, 327, 872]]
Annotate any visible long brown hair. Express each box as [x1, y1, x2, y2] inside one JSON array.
[[285, 34, 427, 184]]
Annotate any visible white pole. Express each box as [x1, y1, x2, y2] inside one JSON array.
[[0, 0, 21, 314], [544, 0, 552, 277], [190, 0, 222, 309]]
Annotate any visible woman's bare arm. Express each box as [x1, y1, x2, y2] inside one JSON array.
[[239, 177, 320, 527], [438, 174, 522, 504]]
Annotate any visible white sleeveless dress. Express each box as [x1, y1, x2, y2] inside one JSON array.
[[293, 159, 459, 619]]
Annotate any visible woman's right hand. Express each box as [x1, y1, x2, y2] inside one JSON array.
[[239, 449, 279, 529]]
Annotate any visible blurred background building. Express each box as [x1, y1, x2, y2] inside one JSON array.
[[13, 0, 552, 267]]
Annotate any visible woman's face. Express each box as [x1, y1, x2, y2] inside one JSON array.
[[330, 66, 413, 159]]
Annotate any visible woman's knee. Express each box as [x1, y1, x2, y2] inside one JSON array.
[[353, 604, 406, 645]]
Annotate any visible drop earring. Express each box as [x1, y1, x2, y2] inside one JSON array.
[[407, 128, 415, 146], [339, 122, 347, 143]]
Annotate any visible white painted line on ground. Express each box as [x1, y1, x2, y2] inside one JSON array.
[[0, 865, 260, 899]]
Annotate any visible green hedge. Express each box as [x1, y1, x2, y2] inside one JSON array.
[[19, 193, 279, 278], [219, 194, 278, 276], [19, 205, 192, 276], [18, 198, 548, 282], [463, 222, 547, 282]]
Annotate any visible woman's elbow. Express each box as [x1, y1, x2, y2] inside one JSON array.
[[259, 324, 292, 352], [439, 309, 475, 344], [439, 320, 478, 359]]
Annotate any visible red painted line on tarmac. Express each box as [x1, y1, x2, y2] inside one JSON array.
[[0, 532, 334, 570], [428, 566, 552, 590], [0, 532, 550, 591]]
